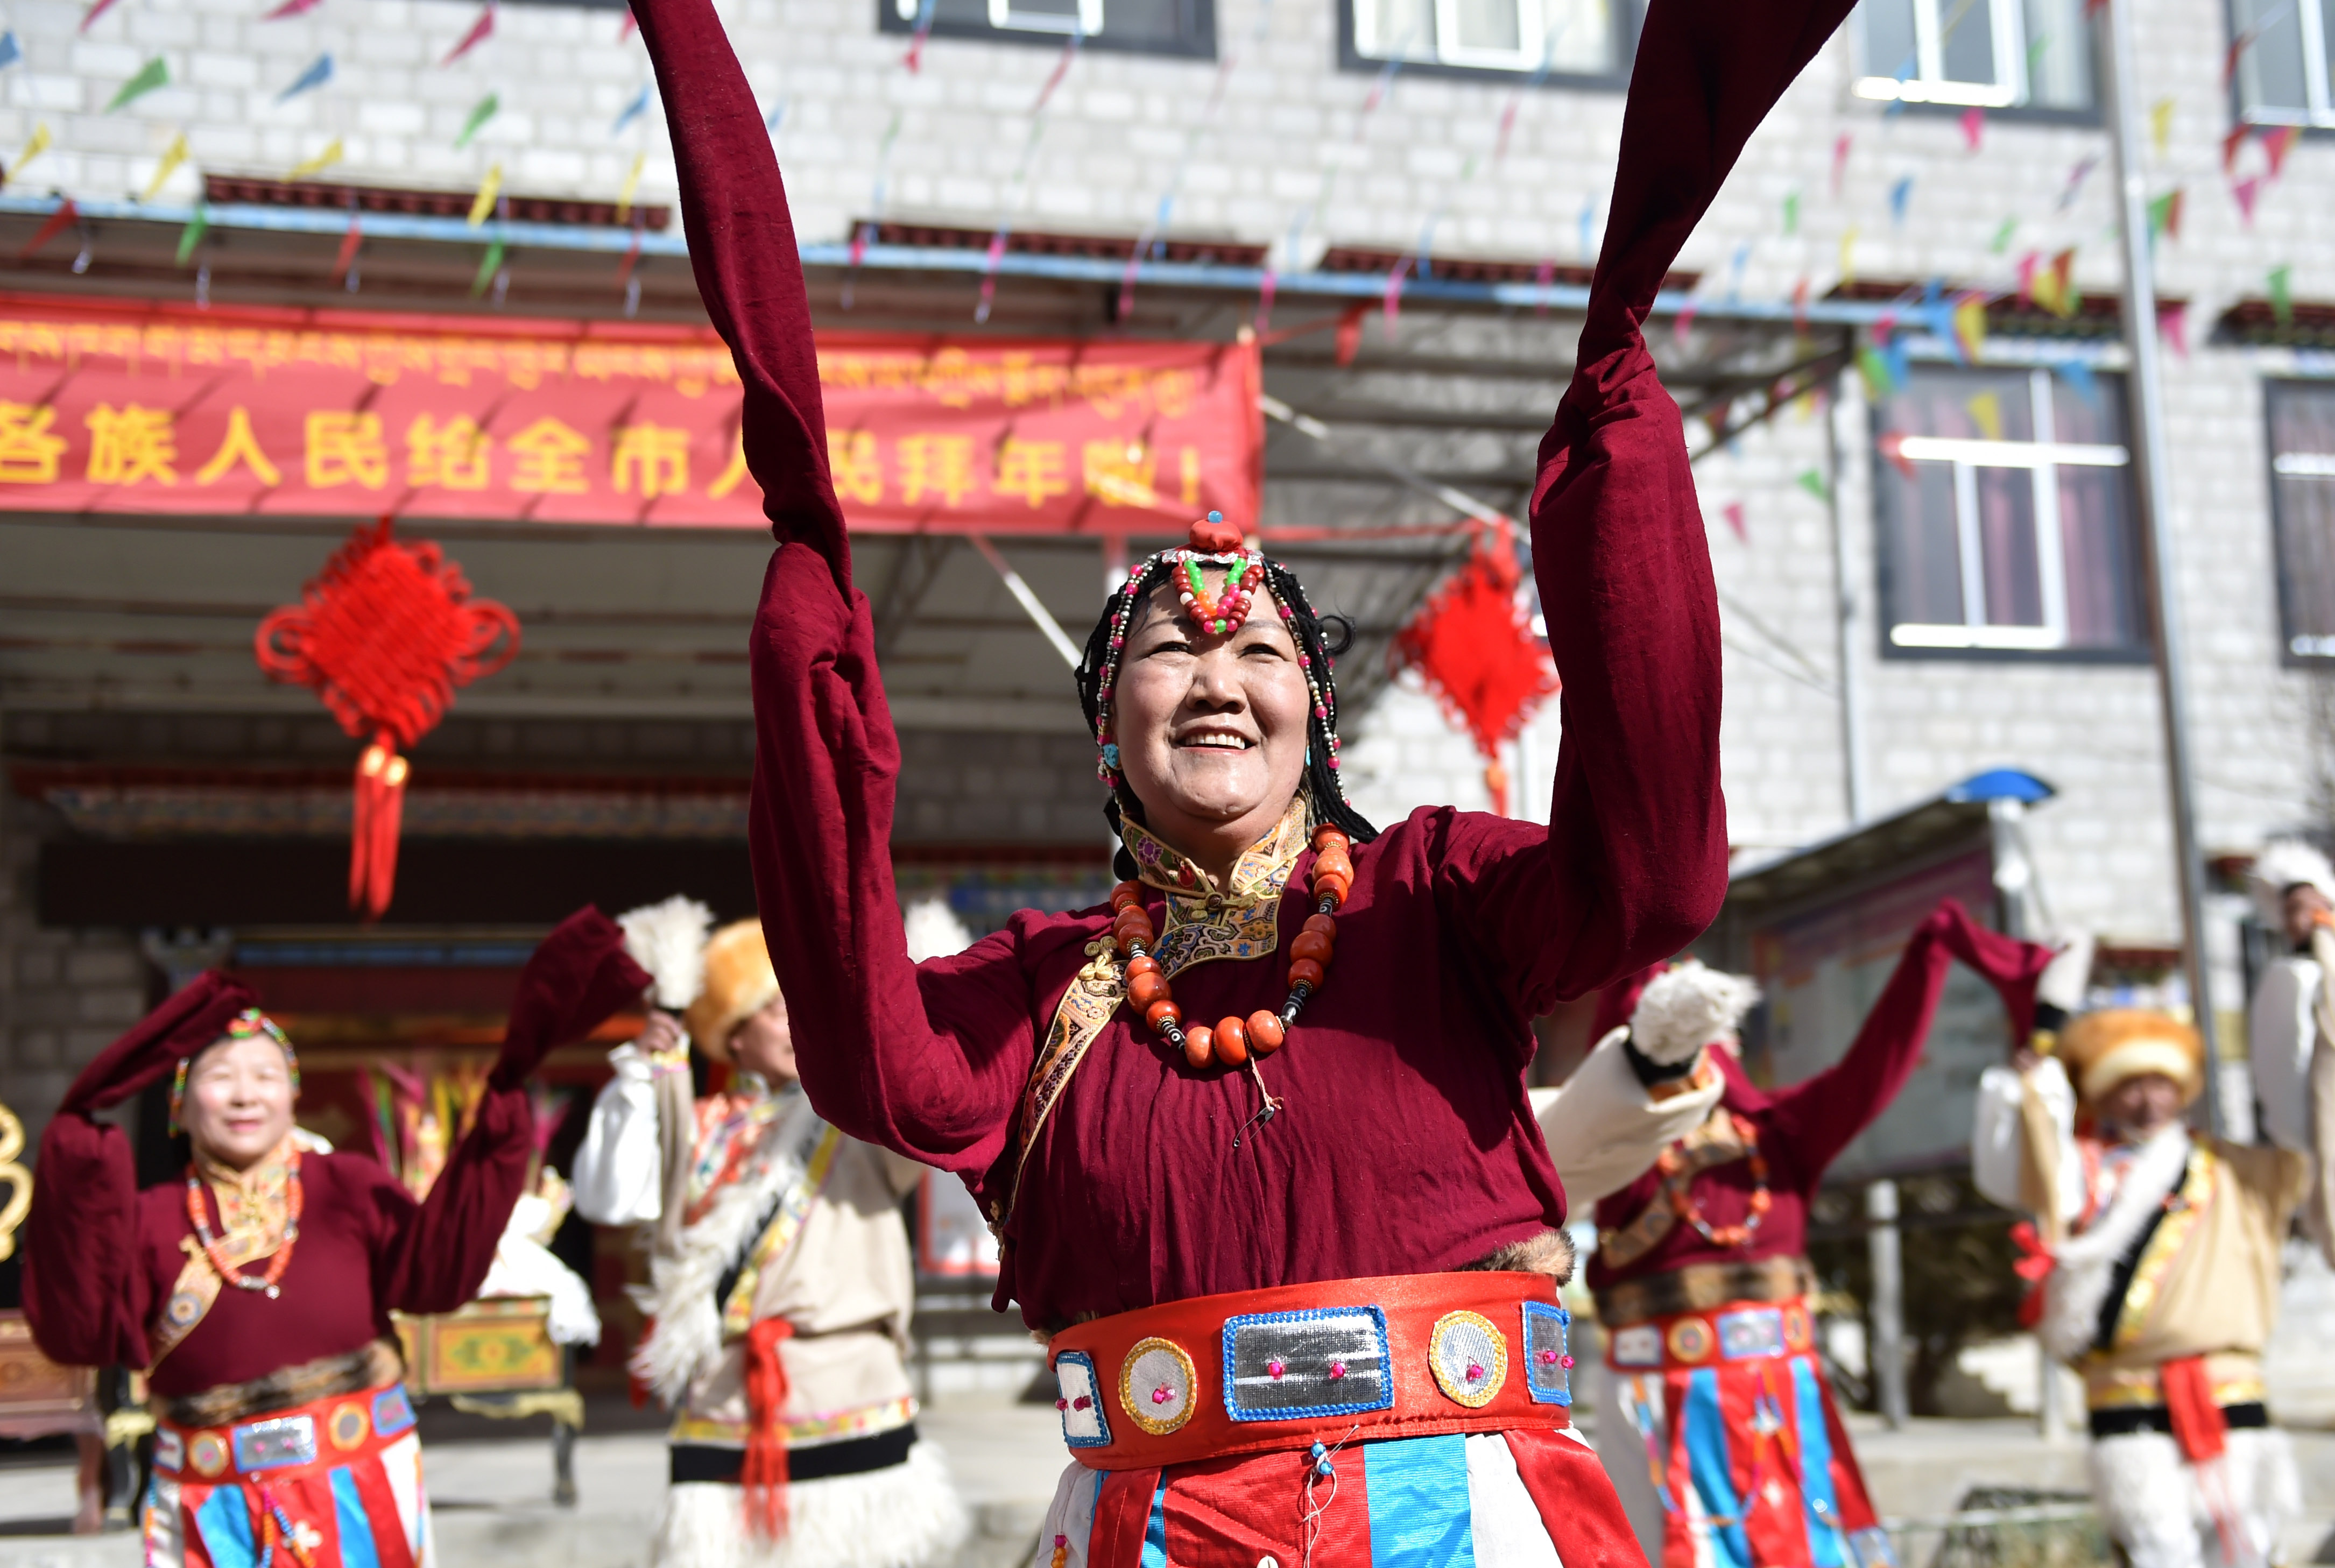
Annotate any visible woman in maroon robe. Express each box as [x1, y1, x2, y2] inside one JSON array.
[[22, 907, 647, 1568], [630, 0, 1862, 1553]]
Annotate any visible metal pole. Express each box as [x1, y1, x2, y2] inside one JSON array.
[[1826, 355, 1871, 826], [2094, 0, 2224, 1134], [1866, 1179, 1908, 1429]]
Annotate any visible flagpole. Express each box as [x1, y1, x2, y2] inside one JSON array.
[[2094, 0, 2224, 1133]]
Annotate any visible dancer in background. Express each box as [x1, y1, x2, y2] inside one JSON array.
[[1533, 983, 1726, 1208], [630, 0, 1861, 1544], [23, 908, 646, 1568], [574, 907, 966, 1568], [1591, 901, 2051, 1568], [1974, 1004, 2318, 1568]]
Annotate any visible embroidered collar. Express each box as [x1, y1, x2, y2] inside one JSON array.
[[194, 1133, 297, 1263], [1122, 796, 1310, 976]]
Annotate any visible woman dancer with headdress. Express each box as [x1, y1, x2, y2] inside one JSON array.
[[632, 0, 1863, 1552], [22, 908, 647, 1568]]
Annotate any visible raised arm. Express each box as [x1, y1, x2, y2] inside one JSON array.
[[379, 908, 648, 1312], [1439, 0, 1866, 1006], [634, 0, 1039, 1178], [1762, 899, 2052, 1179], [23, 973, 256, 1368]]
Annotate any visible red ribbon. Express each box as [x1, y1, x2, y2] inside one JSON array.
[[2009, 1221, 2052, 1329], [2161, 1355, 2228, 1465], [742, 1318, 796, 1539]]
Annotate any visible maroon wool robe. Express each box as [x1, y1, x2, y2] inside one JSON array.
[[630, 0, 1865, 1331], [23, 909, 647, 1397]]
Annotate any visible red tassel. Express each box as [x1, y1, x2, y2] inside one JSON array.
[[2161, 1355, 2227, 1465], [350, 734, 408, 920], [741, 1318, 796, 1538]]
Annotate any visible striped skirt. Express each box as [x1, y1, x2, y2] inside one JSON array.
[[142, 1429, 431, 1568], [1031, 1426, 1645, 1567]]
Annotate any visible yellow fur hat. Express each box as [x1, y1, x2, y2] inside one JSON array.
[[2058, 1007, 2203, 1107], [683, 919, 782, 1062]]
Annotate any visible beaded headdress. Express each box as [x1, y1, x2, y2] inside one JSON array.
[[169, 1008, 299, 1135], [1077, 512, 1375, 865]]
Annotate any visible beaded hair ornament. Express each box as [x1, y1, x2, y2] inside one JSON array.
[[1077, 512, 1377, 865], [169, 1008, 300, 1136]]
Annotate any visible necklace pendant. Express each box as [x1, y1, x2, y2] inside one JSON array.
[[265, 1284, 280, 1300]]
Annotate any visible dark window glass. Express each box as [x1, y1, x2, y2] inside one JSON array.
[[1850, 0, 2096, 111], [2271, 382, 2335, 660], [879, 0, 1213, 58]]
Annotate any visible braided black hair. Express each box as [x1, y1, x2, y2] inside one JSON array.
[[1076, 554, 1378, 883]]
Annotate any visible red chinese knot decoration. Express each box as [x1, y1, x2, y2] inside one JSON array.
[[1392, 523, 1560, 816], [256, 517, 519, 918]]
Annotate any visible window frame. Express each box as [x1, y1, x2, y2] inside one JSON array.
[[2226, 0, 2335, 126], [1336, 0, 1641, 88], [1872, 364, 2150, 665], [2267, 378, 2335, 665], [876, 0, 1217, 60], [1849, 0, 2100, 123]]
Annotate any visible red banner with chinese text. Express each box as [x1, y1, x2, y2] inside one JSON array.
[[0, 294, 1262, 535]]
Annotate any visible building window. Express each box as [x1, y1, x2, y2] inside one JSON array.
[[2271, 382, 2335, 660], [1343, 0, 1635, 81], [1874, 366, 2146, 657], [879, 0, 1213, 57], [1851, 0, 2094, 110], [2230, 0, 2335, 125]]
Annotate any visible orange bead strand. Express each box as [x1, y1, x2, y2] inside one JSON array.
[[1109, 822, 1356, 1072]]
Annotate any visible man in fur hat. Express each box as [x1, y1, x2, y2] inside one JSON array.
[[1972, 1007, 2318, 1568], [2246, 839, 2335, 1172], [574, 907, 968, 1568]]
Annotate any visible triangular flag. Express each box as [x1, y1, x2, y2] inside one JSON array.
[[441, 2, 495, 67], [278, 53, 332, 102], [1795, 469, 1831, 505], [471, 237, 507, 296], [288, 137, 343, 180], [2147, 187, 2183, 242], [1722, 503, 1747, 542], [140, 132, 188, 202], [455, 93, 499, 149], [615, 150, 646, 221], [2149, 97, 2174, 154], [332, 210, 362, 283], [106, 56, 168, 111], [1781, 190, 1799, 236], [2265, 124, 2300, 177], [2059, 360, 2099, 405], [20, 198, 77, 258], [0, 32, 21, 68], [1830, 133, 1851, 196], [1889, 175, 1913, 225], [468, 163, 502, 227], [2157, 299, 2189, 357], [1959, 106, 1984, 150], [618, 6, 638, 39], [1670, 299, 1698, 349], [1876, 430, 1916, 479], [2234, 176, 2261, 224], [2044, 249, 2077, 317], [1953, 295, 1990, 362], [4, 123, 53, 186], [612, 84, 649, 136], [176, 204, 210, 265], [1965, 390, 2005, 441], [2057, 155, 2098, 211], [264, 0, 325, 17], [1990, 217, 2017, 254], [2016, 251, 2041, 307], [2221, 124, 2249, 173], [1792, 277, 1810, 335], [1857, 348, 1895, 402], [2269, 265, 2294, 327], [1839, 227, 1858, 287], [80, 0, 122, 33]]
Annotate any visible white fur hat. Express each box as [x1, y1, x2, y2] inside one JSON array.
[[903, 896, 975, 963], [616, 894, 714, 1011], [2246, 839, 2335, 926], [1629, 959, 1761, 1065]]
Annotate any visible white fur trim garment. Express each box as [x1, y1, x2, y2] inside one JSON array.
[[2039, 1125, 2192, 1364], [901, 897, 975, 963], [2089, 1426, 2301, 1568], [2247, 840, 2335, 928], [654, 1441, 968, 1568], [1629, 960, 1761, 1065], [620, 895, 716, 1011]]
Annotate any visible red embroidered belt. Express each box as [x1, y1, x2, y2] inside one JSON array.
[[1045, 1271, 1575, 1471], [1603, 1294, 1817, 1373], [154, 1380, 418, 1482]]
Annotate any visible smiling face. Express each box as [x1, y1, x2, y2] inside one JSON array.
[[2283, 883, 2333, 949], [2097, 1071, 2185, 1139], [1112, 571, 1312, 880], [726, 995, 799, 1087], [180, 1032, 298, 1171]]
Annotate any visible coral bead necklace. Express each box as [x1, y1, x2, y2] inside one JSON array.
[[185, 1153, 304, 1300], [1109, 822, 1356, 1130], [1659, 1113, 1772, 1249]]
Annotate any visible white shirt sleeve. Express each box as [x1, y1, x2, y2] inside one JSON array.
[[571, 1043, 666, 1226], [1531, 1028, 1724, 1207], [1971, 1058, 2079, 1223], [2252, 955, 2320, 1154]]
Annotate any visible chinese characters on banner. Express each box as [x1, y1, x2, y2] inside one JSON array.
[[0, 295, 1264, 534]]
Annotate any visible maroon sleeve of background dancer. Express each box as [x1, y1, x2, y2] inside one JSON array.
[[634, 0, 1034, 1179], [1445, 0, 1860, 1007], [1756, 901, 1966, 1182], [381, 908, 650, 1311]]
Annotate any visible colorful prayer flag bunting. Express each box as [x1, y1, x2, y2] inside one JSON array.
[[1876, 430, 1915, 478], [468, 164, 502, 227], [332, 211, 362, 284], [176, 204, 210, 265], [456, 93, 499, 149], [441, 2, 495, 67], [1839, 227, 1858, 286], [1722, 502, 1747, 542], [2265, 124, 2300, 176], [2158, 299, 2189, 357], [5, 123, 53, 186], [2058, 359, 2099, 405], [2057, 156, 2098, 211], [1831, 133, 1851, 196], [1782, 190, 1799, 236], [20, 199, 79, 259], [289, 137, 344, 180], [2147, 187, 2183, 242], [471, 237, 506, 296], [263, 0, 326, 18], [2234, 176, 2261, 223], [1952, 294, 1989, 362], [1889, 175, 1912, 226], [1990, 217, 2017, 254], [2149, 97, 2174, 154], [106, 56, 168, 112], [1959, 107, 1984, 150], [278, 53, 333, 102], [616, 151, 646, 221], [613, 85, 650, 136], [141, 132, 188, 202], [80, 0, 122, 33], [1965, 390, 2005, 441], [1795, 469, 1830, 504], [1858, 347, 1898, 400], [2270, 265, 2294, 327], [0, 32, 21, 68]]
